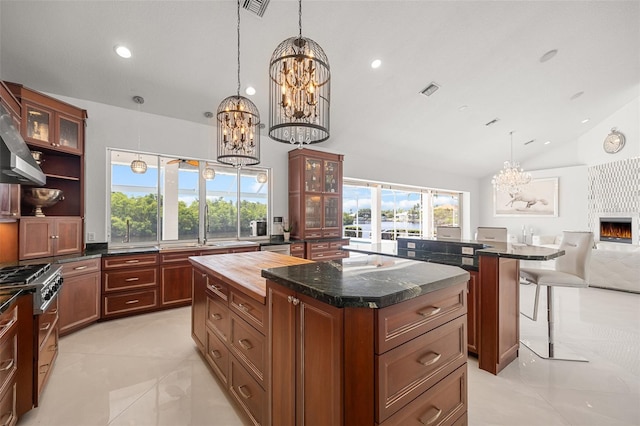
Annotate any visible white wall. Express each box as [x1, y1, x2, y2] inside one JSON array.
[[479, 96, 640, 239], [50, 94, 481, 244]]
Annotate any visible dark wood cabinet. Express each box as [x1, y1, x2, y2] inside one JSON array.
[[268, 280, 344, 426], [160, 251, 197, 307], [35, 296, 58, 405], [191, 268, 207, 353], [0, 299, 19, 426], [101, 254, 159, 319], [59, 258, 101, 336], [19, 217, 83, 260], [467, 271, 479, 355], [0, 185, 20, 219], [288, 148, 344, 241]]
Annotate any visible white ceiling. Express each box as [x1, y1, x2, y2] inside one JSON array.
[[1, 0, 638, 178]]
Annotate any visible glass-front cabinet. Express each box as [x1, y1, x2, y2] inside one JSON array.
[[289, 148, 344, 240]]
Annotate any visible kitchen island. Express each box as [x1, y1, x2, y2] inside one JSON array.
[[344, 238, 564, 375], [190, 251, 470, 426]]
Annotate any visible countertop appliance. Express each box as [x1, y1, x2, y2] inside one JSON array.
[[250, 220, 267, 237], [271, 216, 284, 242], [0, 263, 63, 313]]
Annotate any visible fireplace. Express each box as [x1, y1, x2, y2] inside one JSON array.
[[599, 217, 632, 244]]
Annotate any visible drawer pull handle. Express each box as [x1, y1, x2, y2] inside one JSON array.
[[74, 265, 88, 270], [212, 313, 222, 320], [125, 299, 140, 305], [0, 319, 16, 330], [0, 359, 14, 372], [418, 306, 441, 317], [419, 407, 443, 425], [125, 277, 140, 282], [48, 344, 58, 352], [211, 285, 222, 291], [238, 385, 252, 399], [419, 352, 442, 367], [238, 339, 253, 350], [237, 303, 250, 312], [39, 363, 50, 374], [211, 350, 222, 359], [0, 412, 14, 426], [40, 322, 51, 331], [125, 260, 140, 263]]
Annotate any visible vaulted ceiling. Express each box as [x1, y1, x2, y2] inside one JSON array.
[[1, 0, 638, 178]]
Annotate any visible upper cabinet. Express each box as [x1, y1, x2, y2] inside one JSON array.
[[5, 82, 86, 156], [288, 148, 344, 240]]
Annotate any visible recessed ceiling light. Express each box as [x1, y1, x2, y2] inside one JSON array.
[[245, 86, 256, 96], [539, 49, 558, 63], [570, 91, 584, 101], [114, 45, 132, 59], [458, 105, 469, 112], [371, 59, 382, 69], [544, 140, 551, 145], [581, 118, 590, 124]]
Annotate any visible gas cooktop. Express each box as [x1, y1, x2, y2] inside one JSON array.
[[0, 264, 51, 285]]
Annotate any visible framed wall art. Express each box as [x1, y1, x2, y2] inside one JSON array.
[[493, 177, 558, 217]]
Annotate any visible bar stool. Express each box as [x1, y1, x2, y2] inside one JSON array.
[[436, 226, 461, 240]]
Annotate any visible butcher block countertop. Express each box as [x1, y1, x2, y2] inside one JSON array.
[[189, 251, 313, 303]]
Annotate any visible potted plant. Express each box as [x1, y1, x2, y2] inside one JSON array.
[[282, 223, 293, 242]]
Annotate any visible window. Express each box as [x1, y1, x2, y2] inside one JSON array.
[[109, 149, 270, 246], [343, 178, 461, 242]]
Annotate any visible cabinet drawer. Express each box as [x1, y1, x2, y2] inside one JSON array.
[[230, 356, 265, 426], [309, 250, 348, 261], [376, 316, 466, 422], [380, 364, 467, 426], [205, 329, 229, 385], [38, 298, 58, 349], [206, 276, 229, 302], [304, 231, 323, 239], [376, 282, 466, 354], [102, 254, 158, 269], [329, 239, 348, 249], [206, 296, 229, 343], [230, 290, 265, 333], [0, 382, 16, 426], [0, 306, 17, 342], [0, 334, 17, 397], [160, 251, 198, 264], [322, 229, 341, 238], [103, 290, 157, 317], [37, 328, 58, 396], [103, 268, 158, 292], [309, 242, 330, 251], [290, 243, 305, 256], [61, 258, 101, 278], [230, 313, 266, 385]]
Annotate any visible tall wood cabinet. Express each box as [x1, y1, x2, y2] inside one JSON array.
[[5, 82, 86, 260], [288, 148, 349, 260]]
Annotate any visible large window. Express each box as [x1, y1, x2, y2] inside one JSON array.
[[109, 149, 270, 246], [343, 179, 461, 241]]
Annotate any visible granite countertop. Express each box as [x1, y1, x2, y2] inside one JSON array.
[[261, 254, 469, 309]]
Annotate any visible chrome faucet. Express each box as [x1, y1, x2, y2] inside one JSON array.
[[123, 219, 130, 243]]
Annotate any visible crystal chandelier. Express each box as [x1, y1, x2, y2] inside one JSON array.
[[268, 0, 330, 147], [217, 0, 261, 168], [130, 95, 147, 174], [492, 131, 531, 194]]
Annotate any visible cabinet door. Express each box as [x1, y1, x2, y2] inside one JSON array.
[[59, 272, 100, 336], [161, 263, 193, 306], [23, 102, 53, 148], [192, 268, 207, 353], [297, 293, 344, 426], [19, 218, 54, 260], [304, 158, 322, 192], [0, 184, 19, 218], [322, 195, 341, 237], [323, 160, 340, 193], [56, 113, 83, 155], [54, 217, 82, 256], [304, 195, 322, 237], [268, 282, 296, 426]]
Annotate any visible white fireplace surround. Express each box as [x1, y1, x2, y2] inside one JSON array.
[[595, 213, 639, 245]]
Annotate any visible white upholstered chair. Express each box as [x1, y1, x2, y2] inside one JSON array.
[[476, 226, 508, 242], [520, 231, 594, 361], [436, 226, 461, 240]]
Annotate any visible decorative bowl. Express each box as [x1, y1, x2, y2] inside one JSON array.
[[22, 188, 64, 217]]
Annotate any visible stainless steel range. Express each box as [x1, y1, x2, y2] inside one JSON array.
[[0, 263, 63, 313]]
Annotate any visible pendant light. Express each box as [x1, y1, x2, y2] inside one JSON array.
[[216, 0, 261, 168], [491, 131, 532, 194], [130, 95, 147, 174], [268, 0, 330, 147]]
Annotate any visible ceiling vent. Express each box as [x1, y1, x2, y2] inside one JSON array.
[[485, 118, 500, 126], [524, 139, 535, 145], [242, 0, 270, 17], [420, 82, 440, 97]]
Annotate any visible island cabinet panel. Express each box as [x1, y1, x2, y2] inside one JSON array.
[[230, 356, 266, 426], [205, 329, 229, 384], [191, 269, 208, 352], [206, 297, 229, 343], [229, 289, 265, 334], [466, 271, 479, 355], [160, 253, 196, 307], [59, 258, 101, 336], [0, 300, 19, 426], [268, 281, 344, 426]]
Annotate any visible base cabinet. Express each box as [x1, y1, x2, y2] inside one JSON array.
[[467, 271, 479, 355], [101, 254, 159, 319], [59, 258, 100, 336], [35, 296, 58, 406]]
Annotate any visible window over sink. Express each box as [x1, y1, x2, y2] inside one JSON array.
[[108, 149, 269, 246]]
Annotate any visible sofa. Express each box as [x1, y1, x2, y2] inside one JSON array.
[[526, 236, 640, 293]]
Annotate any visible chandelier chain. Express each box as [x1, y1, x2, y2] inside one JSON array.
[[298, 0, 302, 39], [236, 0, 241, 97]]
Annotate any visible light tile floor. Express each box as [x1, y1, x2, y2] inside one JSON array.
[[20, 285, 640, 426]]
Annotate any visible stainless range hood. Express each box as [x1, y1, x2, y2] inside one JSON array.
[[0, 102, 46, 186]]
